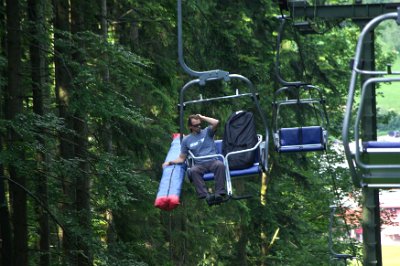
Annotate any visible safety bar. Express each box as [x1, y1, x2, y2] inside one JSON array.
[[187, 134, 263, 196], [273, 85, 329, 133], [178, 90, 258, 108], [224, 135, 263, 195], [187, 152, 225, 164]]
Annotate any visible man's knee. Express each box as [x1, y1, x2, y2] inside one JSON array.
[[215, 160, 225, 169], [191, 165, 203, 175]]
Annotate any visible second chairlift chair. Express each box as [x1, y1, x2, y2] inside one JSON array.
[[272, 16, 329, 153]]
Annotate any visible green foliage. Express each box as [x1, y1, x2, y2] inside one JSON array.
[[3, 0, 392, 265], [377, 109, 400, 134]]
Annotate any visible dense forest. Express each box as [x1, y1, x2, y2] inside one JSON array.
[[0, 0, 397, 265]]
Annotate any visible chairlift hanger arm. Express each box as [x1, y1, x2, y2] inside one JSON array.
[[177, 0, 230, 83], [352, 10, 400, 75], [275, 16, 308, 87]]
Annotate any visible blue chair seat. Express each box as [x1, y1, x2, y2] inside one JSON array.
[[279, 144, 325, 152], [362, 141, 400, 154], [275, 126, 326, 152], [363, 141, 400, 149], [203, 163, 260, 181]]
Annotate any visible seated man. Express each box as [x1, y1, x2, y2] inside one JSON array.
[[162, 114, 226, 205]]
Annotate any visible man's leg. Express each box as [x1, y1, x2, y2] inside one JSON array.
[[190, 164, 208, 198], [209, 160, 226, 196]]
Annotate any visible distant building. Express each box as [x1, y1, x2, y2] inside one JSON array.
[[380, 190, 400, 244], [346, 190, 400, 244]]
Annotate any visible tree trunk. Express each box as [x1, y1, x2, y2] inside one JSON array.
[[5, 0, 27, 265], [71, 1, 92, 265], [100, 0, 117, 248], [53, 0, 76, 264], [0, 158, 12, 266], [73, 117, 91, 266], [0, 0, 13, 264], [235, 222, 249, 266], [28, 0, 50, 265]]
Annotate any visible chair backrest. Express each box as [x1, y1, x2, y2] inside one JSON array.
[[363, 141, 400, 150], [358, 141, 400, 187], [223, 111, 258, 169], [215, 140, 223, 153], [276, 126, 326, 152]]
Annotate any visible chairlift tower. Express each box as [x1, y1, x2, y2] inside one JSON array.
[[284, 1, 400, 265]]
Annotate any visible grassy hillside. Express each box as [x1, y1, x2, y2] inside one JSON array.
[[376, 57, 400, 114]]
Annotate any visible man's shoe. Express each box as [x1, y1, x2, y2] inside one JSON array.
[[215, 194, 224, 202], [206, 193, 215, 206], [214, 194, 223, 203], [206, 193, 225, 206]]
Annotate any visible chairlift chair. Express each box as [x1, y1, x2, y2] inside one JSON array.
[[273, 16, 329, 153], [179, 77, 268, 200], [176, 0, 269, 201], [342, 9, 400, 188], [328, 205, 357, 266]]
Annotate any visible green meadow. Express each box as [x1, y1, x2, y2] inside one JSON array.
[[376, 57, 400, 114]]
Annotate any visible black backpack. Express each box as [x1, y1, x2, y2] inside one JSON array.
[[222, 111, 258, 170]]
